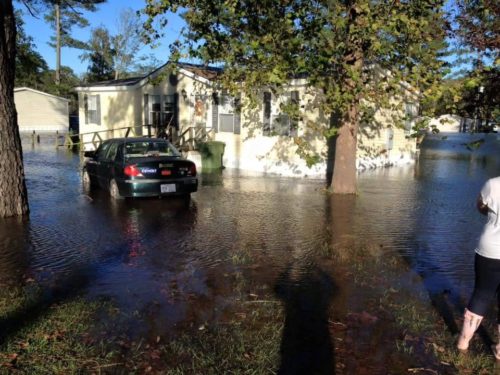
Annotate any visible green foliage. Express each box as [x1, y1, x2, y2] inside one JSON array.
[[143, 0, 447, 106], [80, 26, 115, 82], [42, 0, 107, 51], [40, 66, 81, 114], [15, 11, 48, 89], [409, 117, 439, 140], [459, 67, 499, 124], [424, 66, 499, 127], [455, 0, 499, 59], [14, 7, 81, 113], [80, 9, 147, 81], [112, 8, 145, 79], [142, 0, 448, 191]]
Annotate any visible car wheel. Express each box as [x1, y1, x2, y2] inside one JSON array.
[[82, 170, 94, 192], [109, 179, 123, 200]]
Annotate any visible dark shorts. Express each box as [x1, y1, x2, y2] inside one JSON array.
[[468, 253, 500, 320]]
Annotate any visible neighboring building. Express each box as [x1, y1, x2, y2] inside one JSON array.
[[75, 63, 220, 151], [14, 87, 70, 133], [75, 62, 419, 177], [428, 114, 462, 132]]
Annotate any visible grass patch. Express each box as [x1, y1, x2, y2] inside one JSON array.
[[0, 286, 115, 374], [327, 239, 499, 374], [156, 304, 282, 374]]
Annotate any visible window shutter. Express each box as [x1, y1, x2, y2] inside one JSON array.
[[84, 94, 89, 124], [96, 94, 101, 125], [263, 92, 271, 135], [290, 91, 299, 137], [144, 94, 149, 125], [174, 93, 179, 129], [234, 96, 241, 135], [212, 92, 219, 133]]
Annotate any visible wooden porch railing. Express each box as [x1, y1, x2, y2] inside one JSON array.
[[59, 123, 213, 153], [59, 125, 152, 151], [177, 126, 213, 151]]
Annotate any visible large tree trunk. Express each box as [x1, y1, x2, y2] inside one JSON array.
[[330, 103, 358, 194], [0, 0, 29, 217], [329, 2, 364, 195]]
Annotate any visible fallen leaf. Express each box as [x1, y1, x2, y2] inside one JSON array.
[[18, 342, 29, 350]]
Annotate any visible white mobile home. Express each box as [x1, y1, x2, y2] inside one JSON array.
[[75, 62, 418, 177], [14, 87, 69, 133]]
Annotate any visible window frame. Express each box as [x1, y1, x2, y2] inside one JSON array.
[[149, 95, 162, 128], [84, 94, 101, 125], [404, 102, 418, 135], [163, 94, 177, 128], [218, 94, 241, 134], [263, 91, 299, 137]]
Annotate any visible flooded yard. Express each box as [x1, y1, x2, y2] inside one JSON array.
[[1, 132, 500, 373]]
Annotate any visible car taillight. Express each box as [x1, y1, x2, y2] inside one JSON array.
[[124, 165, 143, 177], [187, 164, 197, 176]]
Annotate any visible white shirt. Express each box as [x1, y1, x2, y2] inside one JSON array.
[[476, 176, 500, 259]]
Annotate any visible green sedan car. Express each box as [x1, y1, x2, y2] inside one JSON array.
[[82, 138, 198, 200]]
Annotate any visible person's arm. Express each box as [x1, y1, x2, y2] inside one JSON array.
[[477, 194, 489, 215]]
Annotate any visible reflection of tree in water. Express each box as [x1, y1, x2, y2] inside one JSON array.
[[275, 262, 336, 375], [0, 217, 31, 287]]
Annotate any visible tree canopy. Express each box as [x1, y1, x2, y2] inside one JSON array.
[[455, 0, 499, 58], [80, 8, 147, 82], [143, 0, 448, 193], [80, 25, 115, 82], [14, 10, 48, 89]]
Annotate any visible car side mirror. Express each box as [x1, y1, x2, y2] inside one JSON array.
[[84, 150, 96, 158]]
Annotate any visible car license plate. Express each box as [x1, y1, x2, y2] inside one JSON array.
[[161, 184, 176, 193]]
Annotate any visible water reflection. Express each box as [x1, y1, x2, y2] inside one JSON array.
[[0, 217, 31, 287]]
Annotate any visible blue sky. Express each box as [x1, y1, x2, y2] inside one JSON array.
[[16, 0, 473, 78], [16, 0, 185, 76]]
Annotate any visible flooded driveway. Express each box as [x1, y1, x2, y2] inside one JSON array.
[[1, 132, 500, 373]]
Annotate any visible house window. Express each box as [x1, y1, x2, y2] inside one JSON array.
[[219, 94, 241, 134], [404, 102, 418, 135], [263, 91, 299, 137], [84, 94, 101, 125], [150, 95, 161, 127], [163, 94, 177, 129]]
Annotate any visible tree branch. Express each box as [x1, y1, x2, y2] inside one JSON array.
[[20, 0, 39, 18]]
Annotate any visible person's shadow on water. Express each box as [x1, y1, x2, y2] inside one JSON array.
[[274, 263, 336, 375]]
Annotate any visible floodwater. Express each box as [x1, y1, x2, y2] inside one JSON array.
[[1, 132, 500, 371]]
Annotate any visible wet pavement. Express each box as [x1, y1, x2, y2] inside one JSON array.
[[1, 132, 500, 372]]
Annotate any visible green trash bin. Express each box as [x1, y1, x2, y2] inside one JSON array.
[[198, 141, 226, 170]]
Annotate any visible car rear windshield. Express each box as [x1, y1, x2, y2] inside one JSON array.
[[124, 141, 181, 158]]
